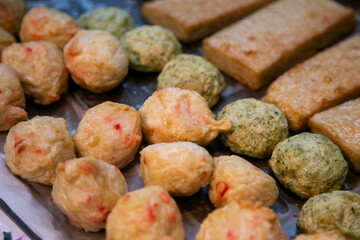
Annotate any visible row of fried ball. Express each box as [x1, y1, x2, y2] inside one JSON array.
[[1, 1, 359, 239]]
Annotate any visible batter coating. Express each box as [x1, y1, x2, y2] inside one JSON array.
[[0, 27, 15, 54], [297, 191, 360, 239], [269, 133, 348, 198], [208, 155, 278, 208], [2, 41, 68, 105], [20, 5, 79, 49], [73, 101, 142, 168], [0, 0, 27, 35], [294, 231, 346, 240], [120, 25, 182, 72], [0, 64, 27, 131], [195, 200, 287, 240], [4, 116, 75, 185], [78, 7, 134, 39], [52, 156, 127, 232], [217, 98, 288, 158], [139, 88, 231, 146], [157, 54, 226, 107], [140, 142, 213, 196], [106, 186, 184, 240], [64, 30, 129, 93]]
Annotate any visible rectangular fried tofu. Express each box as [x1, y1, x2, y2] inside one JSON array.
[[263, 34, 360, 132], [203, 0, 355, 90], [141, 0, 275, 42], [309, 98, 360, 173]]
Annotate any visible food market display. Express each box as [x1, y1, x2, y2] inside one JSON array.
[[0, 0, 359, 239]]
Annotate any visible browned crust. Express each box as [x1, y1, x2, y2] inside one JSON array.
[[141, 0, 274, 42]]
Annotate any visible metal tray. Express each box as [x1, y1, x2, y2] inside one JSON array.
[[1, 0, 359, 239]]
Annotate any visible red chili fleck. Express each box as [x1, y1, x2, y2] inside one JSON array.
[[123, 135, 132, 146], [0, 90, 2, 94], [32, 33, 43, 40], [226, 228, 235, 240], [143, 208, 156, 222], [33, 150, 42, 155], [253, 166, 260, 171], [215, 181, 229, 201], [14, 137, 25, 148], [82, 163, 92, 175], [4, 116, 15, 126], [166, 211, 176, 222], [155, 89, 160, 93], [25, 47, 32, 55], [149, 130, 154, 137], [86, 195, 92, 203], [17, 145, 26, 154], [143, 157, 147, 165], [152, 202, 159, 208], [159, 192, 170, 204], [97, 204, 106, 213], [121, 194, 131, 204], [203, 171, 208, 175]]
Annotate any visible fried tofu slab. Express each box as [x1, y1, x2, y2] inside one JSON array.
[[263, 34, 360, 132], [203, 0, 355, 90], [141, 0, 274, 42], [309, 98, 360, 173]]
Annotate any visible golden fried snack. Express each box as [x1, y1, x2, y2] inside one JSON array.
[[140, 142, 213, 196], [52, 156, 127, 232], [106, 186, 184, 240], [208, 155, 278, 208], [64, 30, 129, 93], [20, 5, 79, 49], [141, 0, 274, 42], [263, 34, 360, 132], [139, 88, 231, 146], [4, 116, 75, 185], [0, 64, 27, 131], [195, 200, 287, 240], [2, 41, 68, 105], [73, 102, 142, 168], [203, 0, 355, 90], [0, 26, 15, 54], [309, 98, 360, 173], [0, 0, 27, 35], [294, 231, 346, 240]]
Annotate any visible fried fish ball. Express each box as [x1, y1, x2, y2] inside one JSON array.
[[217, 98, 288, 158], [2, 41, 68, 105], [140, 142, 213, 196], [64, 30, 129, 93], [106, 186, 184, 240], [195, 200, 287, 240], [269, 133, 348, 198], [0, 64, 27, 131], [294, 231, 346, 240], [139, 88, 231, 146], [4, 116, 75, 185], [19, 5, 79, 49], [52, 156, 127, 232], [0, 0, 27, 35], [0, 27, 15, 53], [120, 25, 182, 72], [78, 7, 134, 39], [73, 102, 142, 168], [297, 191, 360, 239], [157, 54, 226, 107], [208, 155, 278, 208]]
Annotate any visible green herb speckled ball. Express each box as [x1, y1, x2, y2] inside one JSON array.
[[269, 133, 348, 198], [217, 98, 288, 158], [120, 25, 182, 72], [78, 7, 134, 39], [297, 191, 360, 239], [157, 54, 225, 107]]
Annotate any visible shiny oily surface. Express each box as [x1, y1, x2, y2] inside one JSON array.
[[0, 0, 359, 239]]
